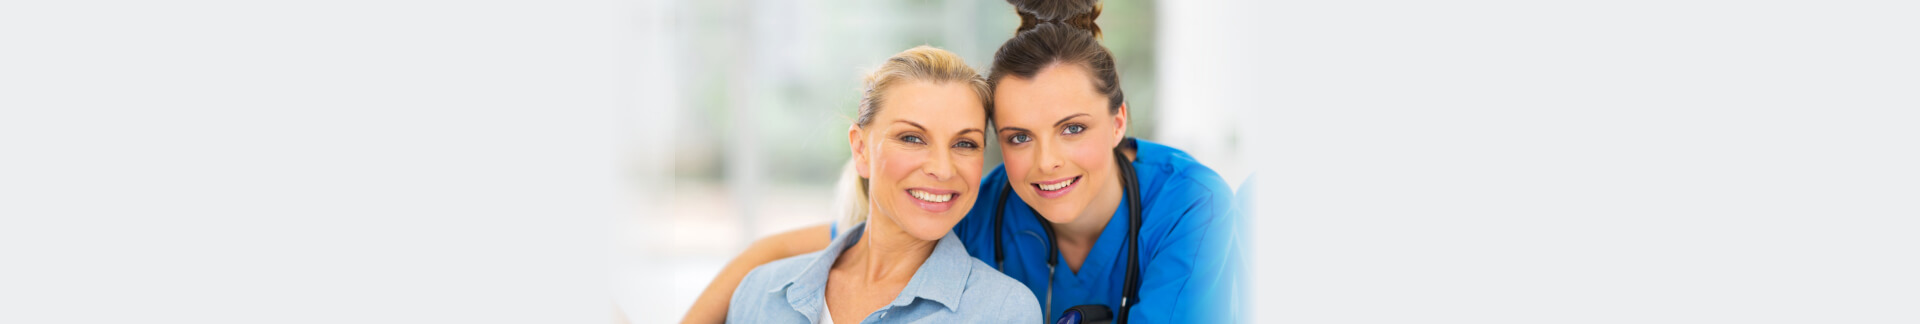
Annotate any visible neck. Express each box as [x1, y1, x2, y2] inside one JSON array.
[[835, 208, 938, 285], [1057, 154, 1127, 246]]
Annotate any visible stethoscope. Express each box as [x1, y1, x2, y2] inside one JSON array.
[[993, 137, 1142, 324]]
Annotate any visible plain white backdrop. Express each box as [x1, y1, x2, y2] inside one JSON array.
[[1257, 0, 1920, 322], [1, 1, 616, 322], [4, 0, 1917, 323]]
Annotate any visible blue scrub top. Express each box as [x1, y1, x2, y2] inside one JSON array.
[[950, 138, 1244, 323]]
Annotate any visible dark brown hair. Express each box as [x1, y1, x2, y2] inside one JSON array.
[[989, 0, 1124, 115]]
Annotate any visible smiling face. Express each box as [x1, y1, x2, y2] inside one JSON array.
[[992, 63, 1128, 224], [850, 80, 988, 241]]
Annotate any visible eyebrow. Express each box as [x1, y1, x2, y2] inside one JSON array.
[[1054, 113, 1091, 128], [996, 113, 1093, 134], [893, 120, 927, 131], [896, 120, 985, 137]]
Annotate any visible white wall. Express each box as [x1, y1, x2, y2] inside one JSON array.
[[1158, 0, 1254, 190], [2, 1, 618, 322]]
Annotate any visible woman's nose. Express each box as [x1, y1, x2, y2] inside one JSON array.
[[924, 147, 955, 181], [1036, 138, 1064, 172]]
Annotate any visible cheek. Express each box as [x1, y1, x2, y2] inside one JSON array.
[[1000, 147, 1032, 182], [1069, 140, 1110, 172], [878, 148, 924, 183], [959, 154, 985, 185]]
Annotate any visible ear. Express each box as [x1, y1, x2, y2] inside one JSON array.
[[849, 125, 872, 178], [1112, 102, 1131, 145]]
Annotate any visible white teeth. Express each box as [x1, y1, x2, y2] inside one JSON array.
[[910, 189, 952, 203], [1038, 177, 1075, 191]]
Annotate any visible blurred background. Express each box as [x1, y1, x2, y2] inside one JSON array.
[[10, 0, 1912, 322], [620, 0, 1252, 321]]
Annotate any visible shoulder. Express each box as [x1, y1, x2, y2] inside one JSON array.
[[731, 251, 822, 306], [961, 257, 1030, 297], [745, 251, 819, 286], [1131, 140, 1240, 257], [1134, 139, 1234, 213], [960, 257, 1041, 321]]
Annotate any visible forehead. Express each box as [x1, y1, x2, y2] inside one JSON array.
[[874, 80, 986, 129], [991, 63, 1106, 125]]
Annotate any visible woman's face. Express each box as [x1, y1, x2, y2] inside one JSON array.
[[992, 63, 1127, 224], [851, 80, 988, 242]]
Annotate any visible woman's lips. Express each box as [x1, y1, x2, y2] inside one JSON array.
[[1030, 175, 1080, 199], [905, 188, 959, 213]]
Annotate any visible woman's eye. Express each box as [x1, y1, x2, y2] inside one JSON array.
[[954, 140, 978, 149], [1064, 124, 1086, 135], [1008, 134, 1031, 144], [901, 135, 924, 144]]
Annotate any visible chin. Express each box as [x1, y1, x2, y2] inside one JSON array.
[[1022, 193, 1085, 224], [1037, 206, 1084, 224], [899, 219, 955, 241]]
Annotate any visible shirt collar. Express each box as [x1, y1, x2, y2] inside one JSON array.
[[771, 222, 972, 318], [896, 228, 970, 312]]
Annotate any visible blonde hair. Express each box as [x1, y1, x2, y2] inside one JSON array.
[[836, 45, 991, 228]]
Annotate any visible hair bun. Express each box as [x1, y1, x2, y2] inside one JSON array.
[[1010, 0, 1102, 38]]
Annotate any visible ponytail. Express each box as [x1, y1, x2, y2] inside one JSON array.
[[1011, 0, 1102, 38], [833, 159, 870, 229]]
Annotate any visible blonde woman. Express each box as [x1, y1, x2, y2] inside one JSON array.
[[723, 46, 1040, 323]]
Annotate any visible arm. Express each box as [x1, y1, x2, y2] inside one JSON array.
[[680, 223, 833, 324]]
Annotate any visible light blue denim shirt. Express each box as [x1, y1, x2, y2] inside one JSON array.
[[728, 223, 1041, 323]]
